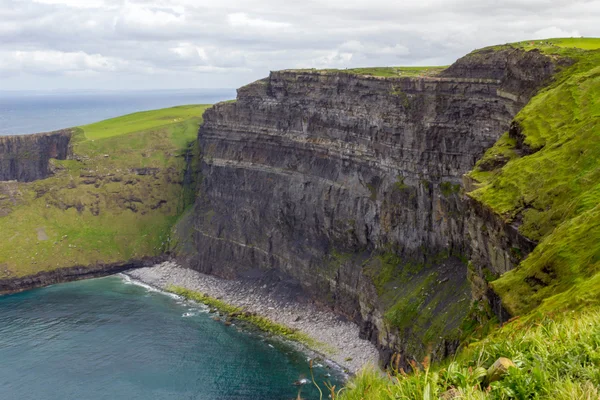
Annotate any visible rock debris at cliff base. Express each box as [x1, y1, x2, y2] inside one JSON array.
[[125, 262, 379, 374]]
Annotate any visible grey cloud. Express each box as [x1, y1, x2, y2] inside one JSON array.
[[0, 0, 598, 90]]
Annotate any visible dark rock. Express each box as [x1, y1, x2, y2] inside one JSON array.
[[0, 130, 72, 182], [173, 48, 556, 367], [132, 168, 159, 176]]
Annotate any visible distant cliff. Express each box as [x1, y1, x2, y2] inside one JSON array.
[[175, 48, 556, 366], [0, 130, 71, 182], [0, 106, 208, 292]]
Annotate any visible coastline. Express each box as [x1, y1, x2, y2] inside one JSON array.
[[124, 261, 379, 374], [0, 256, 165, 295]]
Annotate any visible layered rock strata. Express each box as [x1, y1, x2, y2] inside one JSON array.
[[175, 48, 556, 366], [0, 130, 71, 182]]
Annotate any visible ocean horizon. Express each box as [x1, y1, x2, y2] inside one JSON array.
[[0, 88, 236, 136]]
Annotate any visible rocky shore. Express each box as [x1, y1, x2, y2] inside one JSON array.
[[124, 261, 379, 374]]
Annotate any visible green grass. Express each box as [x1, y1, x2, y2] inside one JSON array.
[[340, 308, 600, 400], [0, 105, 211, 279], [286, 66, 447, 78], [80, 105, 206, 140], [509, 37, 600, 51], [479, 37, 600, 55], [167, 285, 335, 354], [465, 40, 600, 315]]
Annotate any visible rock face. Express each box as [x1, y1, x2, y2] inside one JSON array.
[[0, 130, 71, 182], [176, 49, 555, 366]]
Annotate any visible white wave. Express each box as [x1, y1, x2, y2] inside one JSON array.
[[117, 273, 180, 299]]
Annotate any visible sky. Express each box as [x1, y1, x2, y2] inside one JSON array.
[[0, 0, 598, 91]]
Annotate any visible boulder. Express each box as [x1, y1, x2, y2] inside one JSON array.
[[486, 357, 516, 383]]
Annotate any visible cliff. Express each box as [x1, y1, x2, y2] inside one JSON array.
[[175, 48, 556, 366], [0, 106, 208, 290], [0, 130, 71, 182]]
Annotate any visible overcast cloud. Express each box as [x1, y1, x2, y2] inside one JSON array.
[[1, 0, 598, 90]]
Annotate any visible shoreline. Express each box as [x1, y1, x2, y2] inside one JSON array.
[[0, 256, 165, 295], [124, 261, 379, 374]]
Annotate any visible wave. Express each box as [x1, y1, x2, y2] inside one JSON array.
[[118, 274, 210, 316]]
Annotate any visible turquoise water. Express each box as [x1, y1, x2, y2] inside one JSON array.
[[0, 276, 340, 399]]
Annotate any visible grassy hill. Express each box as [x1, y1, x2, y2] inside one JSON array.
[[0, 105, 210, 279], [337, 38, 600, 400]]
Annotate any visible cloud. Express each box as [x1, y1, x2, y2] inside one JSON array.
[[0, 0, 598, 90], [227, 12, 291, 30], [533, 27, 582, 39], [0, 50, 129, 75], [170, 43, 208, 62]]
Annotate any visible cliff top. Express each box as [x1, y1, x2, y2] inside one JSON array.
[[281, 65, 447, 78], [483, 36, 600, 53], [278, 37, 600, 80], [0, 105, 210, 279]]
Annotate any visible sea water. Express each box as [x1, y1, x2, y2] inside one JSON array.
[[0, 89, 236, 136], [0, 276, 340, 400]]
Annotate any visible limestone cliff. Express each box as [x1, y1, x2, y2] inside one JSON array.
[[0, 130, 71, 182], [175, 48, 557, 367]]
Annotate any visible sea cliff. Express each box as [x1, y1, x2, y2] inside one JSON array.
[[0, 130, 71, 182], [1, 41, 597, 374], [173, 48, 556, 366]]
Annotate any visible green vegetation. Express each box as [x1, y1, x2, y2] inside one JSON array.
[[340, 309, 600, 399], [0, 105, 210, 278], [440, 181, 461, 197], [363, 251, 472, 354], [503, 37, 600, 52], [80, 105, 204, 140], [394, 176, 408, 191], [466, 38, 600, 315], [167, 285, 334, 354], [287, 66, 447, 78]]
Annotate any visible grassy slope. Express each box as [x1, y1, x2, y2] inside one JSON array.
[[341, 309, 600, 400], [0, 105, 210, 279], [80, 106, 205, 141], [339, 38, 600, 399], [466, 40, 600, 316]]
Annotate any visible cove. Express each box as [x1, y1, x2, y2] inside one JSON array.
[[0, 276, 341, 400]]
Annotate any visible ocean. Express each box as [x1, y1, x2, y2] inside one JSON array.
[[0, 89, 236, 136], [0, 276, 340, 400]]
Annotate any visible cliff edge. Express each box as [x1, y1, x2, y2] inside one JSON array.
[[174, 47, 557, 366]]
